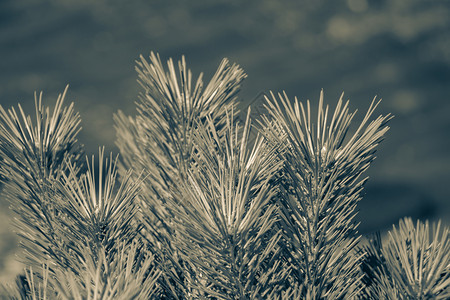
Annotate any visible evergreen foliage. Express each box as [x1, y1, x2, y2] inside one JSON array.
[[259, 90, 391, 299], [359, 218, 450, 299], [0, 52, 448, 299]]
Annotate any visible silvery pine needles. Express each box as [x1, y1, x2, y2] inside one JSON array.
[[0, 52, 448, 299]]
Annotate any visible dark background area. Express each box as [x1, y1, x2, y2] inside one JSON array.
[[1, 0, 449, 283]]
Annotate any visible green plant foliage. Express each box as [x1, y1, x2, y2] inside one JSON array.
[[0, 52, 448, 299]]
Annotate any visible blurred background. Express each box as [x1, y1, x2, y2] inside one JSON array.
[[1, 0, 449, 284]]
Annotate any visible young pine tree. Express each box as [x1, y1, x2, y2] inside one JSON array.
[[0, 52, 448, 299]]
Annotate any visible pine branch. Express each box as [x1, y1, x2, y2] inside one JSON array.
[[259, 90, 392, 299], [57, 148, 143, 267], [361, 218, 450, 299], [114, 52, 247, 298], [53, 241, 161, 300], [0, 88, 161, 298], [0, 86, 84, 272], [3, 52, 448, 300], [133, 51, 246, 178], [2, 241, 161, 299], [173, 109, 286, 299]]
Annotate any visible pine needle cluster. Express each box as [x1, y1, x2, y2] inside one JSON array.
[[0, 52, 448, 299]]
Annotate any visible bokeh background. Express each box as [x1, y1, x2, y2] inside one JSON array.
[[1, 0, 449, 284]]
